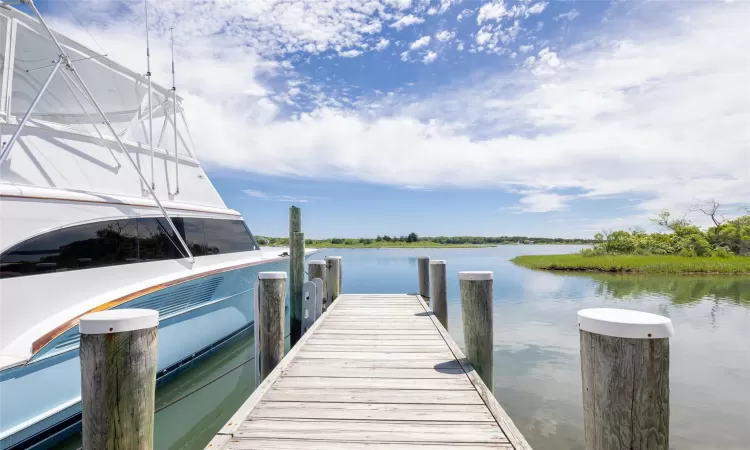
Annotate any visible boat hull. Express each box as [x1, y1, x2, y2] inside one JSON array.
[[0, 257, 289, 449]]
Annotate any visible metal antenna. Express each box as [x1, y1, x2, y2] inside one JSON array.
[[145, 0, 155, 190], [17, 0, 195, 264], [170, 27, 180, 195]]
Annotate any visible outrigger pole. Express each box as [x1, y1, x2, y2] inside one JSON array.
[[17, 0, 195, 264]]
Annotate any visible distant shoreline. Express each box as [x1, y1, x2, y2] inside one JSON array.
[[263, 242, 590, 249], [511, 254, 750, 274]]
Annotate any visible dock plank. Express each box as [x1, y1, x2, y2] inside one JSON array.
[[249, 402, 495, 422], [207, 294, 530, 450], [273, 376, 474, 390], [235, 419, 507, 444]]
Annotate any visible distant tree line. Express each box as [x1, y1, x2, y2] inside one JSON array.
[[255, 231, 594, 247]]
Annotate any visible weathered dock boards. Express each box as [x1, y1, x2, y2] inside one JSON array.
[[208, 294, 531, 450]]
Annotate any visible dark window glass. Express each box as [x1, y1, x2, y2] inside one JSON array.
[[137, 217, 184, 261], [169, 217, 207, 257], [0, 219, 138, 278], [0, 217, 259, 278], [204, 219, 257, 254]]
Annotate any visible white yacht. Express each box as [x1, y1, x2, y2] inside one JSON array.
[[0, 4, 305, 448]]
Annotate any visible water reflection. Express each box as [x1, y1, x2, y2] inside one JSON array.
[[588, 273, 750, 305], [51, 246, 750, 450]]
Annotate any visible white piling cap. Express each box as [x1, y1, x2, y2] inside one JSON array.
[[259, 271, 287, 279], [80, 309, 158, 334], [578, 308, 674, 339], [309, 260, 326, 265], [458, 271, 493, 281], [325, 256, 342, 260], [430, 260, 447, 265], [418, 256, 429, 260]]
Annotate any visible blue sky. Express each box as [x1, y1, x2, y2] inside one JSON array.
[[40, 0, 750, 238]]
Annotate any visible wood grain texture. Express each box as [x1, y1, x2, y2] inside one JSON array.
[[226, 439, 512, 449], [580, 330, 670, 450], [235, 419, 507, 443], [274, 376, 474, 390], [250, 402, 495, 422], [259, 277, 286, 382], [207, 287, 346, 447], [415, 295, 533, 450], [418, 257, 430, 301], [325, 257, 342, 305], [207, 294, 530, 450], [289, 231, 305, 345], [80, 326, 157, 450], [459, 278, 494, 391], [430, 262, 448, 329]]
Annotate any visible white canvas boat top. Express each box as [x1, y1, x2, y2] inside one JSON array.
[[0, 4, 298, 369]]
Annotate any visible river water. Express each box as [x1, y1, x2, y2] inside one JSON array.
[[56, 245, 750, 449]]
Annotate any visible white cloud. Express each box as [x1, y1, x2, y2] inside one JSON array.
[[456, 40, 465, 51], [435, 30, 456, 42], [401, 185, 434, 191], [476, 28, 493, 46], [390, 14, 425, 29], [519, 44, 534, 53], [360, 20, 382, 34], [555, 9, 580, 22], [400, 50, 410, 61], [525, 2, 548, 16], [410, 35, 431, 50], [422, 51, 438, 64], [523, 47, 561, 75], [518, 193, 571, 213], [384, 0, 412, 9], [243, 189, 316, 203], [339, 49, 363, 58], [375, 38, 390, 51], [477, 1, 507, 24], [49, 1, 750, 221]]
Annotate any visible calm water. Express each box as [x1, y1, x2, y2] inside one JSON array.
[[56, 245, 750, 449]]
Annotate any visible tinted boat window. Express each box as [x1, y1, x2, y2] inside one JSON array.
[[204, 219, 257, 254], [0, 217, 258, 278], [138, 218, 183, 261], [170, 217, 207, 257], [0, 219, 138, 278]]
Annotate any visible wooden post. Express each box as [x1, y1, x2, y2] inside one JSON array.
[[430, 260, 448, 329], [289, 206, 301, 243], [258, 272, 287, 382], [459, 271, 493, 391], [578, 308, 673, 450], [325, 256, 341, 305], [79, 309, 159, 450], [417, 256, 430, 303], [289, 230, 305, 345], [308, 260, 326, 309]]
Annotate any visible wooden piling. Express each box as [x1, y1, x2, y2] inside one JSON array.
[[325, 256, 342, 305], [289, 231, 305, 345], [417, 256, 430, 302], [578, 308, 673, 450], [79, 309, 159, 450], [258, 272, 287, 382], [430, 260, 448, 329], [308, 260, 326, 309], [459, 271, 494, 391]]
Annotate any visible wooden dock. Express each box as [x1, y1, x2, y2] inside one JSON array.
[[207, 293, 531, 450]]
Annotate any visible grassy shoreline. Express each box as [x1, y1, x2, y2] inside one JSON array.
[[512, 254, 750, 274], [283, 242, 491, 248]]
